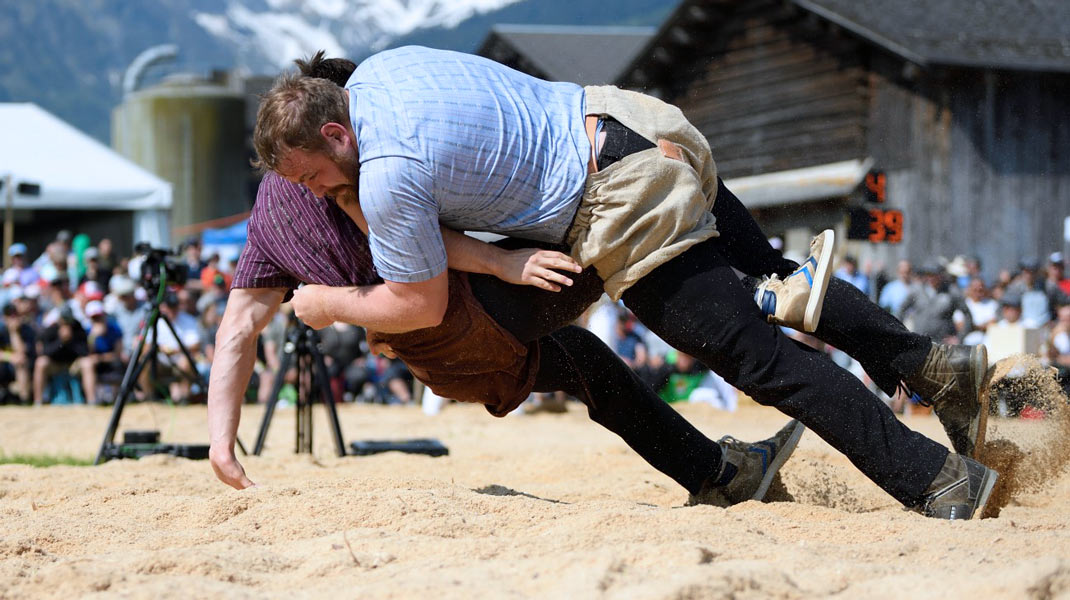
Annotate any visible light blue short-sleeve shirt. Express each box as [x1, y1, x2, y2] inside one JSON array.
[[348, 46, 590, 283]]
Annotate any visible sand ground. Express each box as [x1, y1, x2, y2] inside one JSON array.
[[1, 387, 1069, 599]]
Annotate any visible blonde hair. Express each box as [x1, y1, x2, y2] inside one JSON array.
[[252, 72, 349, 172]]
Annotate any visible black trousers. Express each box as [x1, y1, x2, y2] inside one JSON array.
[[469, 180, 945, 505]]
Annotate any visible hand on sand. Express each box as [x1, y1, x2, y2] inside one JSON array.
[[291, 284, 334, 329], [210, 446, 256, 490], [499, 248, 583, 292]]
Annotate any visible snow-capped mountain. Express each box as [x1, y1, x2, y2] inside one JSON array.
[[194, 0, 523, 70], [0, 0, 673, 142]]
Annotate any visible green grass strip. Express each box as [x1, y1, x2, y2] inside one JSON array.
[[0, 452, 94, 467]]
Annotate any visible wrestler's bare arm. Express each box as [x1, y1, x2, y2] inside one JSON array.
[[439, 228, 582, 292], [335, 195, 581, 292], [207, 286, 287, 490]]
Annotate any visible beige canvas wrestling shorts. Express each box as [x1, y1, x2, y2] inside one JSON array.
[[566, 85, 721, 300]]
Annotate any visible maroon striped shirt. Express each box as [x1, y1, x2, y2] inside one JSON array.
[[233, 172, 380, 290]]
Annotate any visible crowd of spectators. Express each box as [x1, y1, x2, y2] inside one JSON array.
[[6, 228, 1067, 417], [0, 230, 415, 408], [838, 250, 1070, 412]]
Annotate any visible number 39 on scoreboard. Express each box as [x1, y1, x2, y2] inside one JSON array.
[[847, 207, 904, 244]]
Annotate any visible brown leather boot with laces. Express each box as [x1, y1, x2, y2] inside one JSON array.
[[904, 343, 989, 458]]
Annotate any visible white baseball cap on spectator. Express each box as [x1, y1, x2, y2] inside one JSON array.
[[8, 243, 27, 257], [85, 300, 106, 318], [109, 276, 137, 297], [22, 284, 41, 300], [84, 247, 99, 260], [1050, 252, 1064, 265]]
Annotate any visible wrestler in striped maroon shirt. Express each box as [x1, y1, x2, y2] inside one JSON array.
[[233, 172, 380, 291]]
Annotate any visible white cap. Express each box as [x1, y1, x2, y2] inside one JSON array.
[[85, 300, 105, 318]]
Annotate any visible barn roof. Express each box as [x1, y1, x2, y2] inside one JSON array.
[[619, 0, 1070, 88], [477, 25, 656, 85]]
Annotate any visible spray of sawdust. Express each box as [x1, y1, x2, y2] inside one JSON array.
[[976, 355, 1070, 518]]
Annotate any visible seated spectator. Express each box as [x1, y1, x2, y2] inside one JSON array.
[[963, 277, 999, 346], [195, 272, 230, 316], [144, 293, 203, 403], [1008, 258, 1050, 327], [900, 263, 972, 344], [2, 243, 40, 306], [40, 275, 83, 328], [614, 314, 644, 367], [199, 254, 232, 290], [95, 238, 117, 276], [181, 238, 205, 282], [994, 293, 1024, 328], [33, 307, 88, 405], [1045, 302, 1070, 395], [1045, 253, 1070, 310], [0, 302, 36, 403], [80, 300, 124, 405], [107, 276, 146, 361], [656, 352, 708, 404], [878, 259, 916, 315], [834, 254, 870, 297], [79, 247, 111, 291]]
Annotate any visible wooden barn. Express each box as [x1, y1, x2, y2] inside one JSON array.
[[615, 0, 1070, 277], [477, 24, 656, 86]]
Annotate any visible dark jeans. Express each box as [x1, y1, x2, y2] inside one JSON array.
[[470, 244, 724, 495], [707, 179, 931, 395], [469, 180, 945, 505]]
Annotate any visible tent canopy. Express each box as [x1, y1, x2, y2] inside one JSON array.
[[0, 103, 172, 211]]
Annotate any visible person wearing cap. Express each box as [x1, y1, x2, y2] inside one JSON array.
[[79, 247, 110, 291], [144, 292, 203, 403], [1045, 252, 1070, 306], [106, 276, 146, 360], [79, 300, 123, 405], [899, 262, 973, 344], [2, 243, 40, 306], [32, 305, 88, 405]]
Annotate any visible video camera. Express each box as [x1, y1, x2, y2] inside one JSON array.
[[135, 242, 188, 292]]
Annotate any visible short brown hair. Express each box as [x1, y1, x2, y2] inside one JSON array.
[[295, 50, 357, 87], [252, 72, 349, 172]]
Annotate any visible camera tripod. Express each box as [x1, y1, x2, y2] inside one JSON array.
[[95, 264, 245, 464], [253, 313, 346, 456]]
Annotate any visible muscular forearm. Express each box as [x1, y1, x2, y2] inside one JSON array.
[[311, 276, 447, 333], [207, 287, 285, 452], [207, 321, 258, 451], [440, 228, 502, 278]]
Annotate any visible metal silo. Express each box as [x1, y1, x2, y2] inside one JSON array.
[[112, 74, 249, 234]]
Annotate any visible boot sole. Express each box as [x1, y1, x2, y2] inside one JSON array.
[[972, 465, 999, 519], [970, 344, 990, 460], [752, 420, 806, 501], [802, 229, 835, 333]]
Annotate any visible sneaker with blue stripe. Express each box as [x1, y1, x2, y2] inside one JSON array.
[[688, 420, 806, 507], [754, 229, 836, 333]]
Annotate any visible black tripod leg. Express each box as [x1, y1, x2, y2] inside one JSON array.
[[253, 340, 295, 455], [156, 313, 248, 453], [308, 340, 346, 457], [94, 311, 159, 465]]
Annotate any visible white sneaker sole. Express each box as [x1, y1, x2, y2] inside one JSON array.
[[802, 229, 836, 333], [751, 420, 806, 501]]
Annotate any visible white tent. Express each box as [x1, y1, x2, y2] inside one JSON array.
[[0, 103, 173, 246]]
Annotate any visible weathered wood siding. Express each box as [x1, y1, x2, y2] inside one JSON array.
[[869, 67, 1070, 276], [668, 1, 869, 178]]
